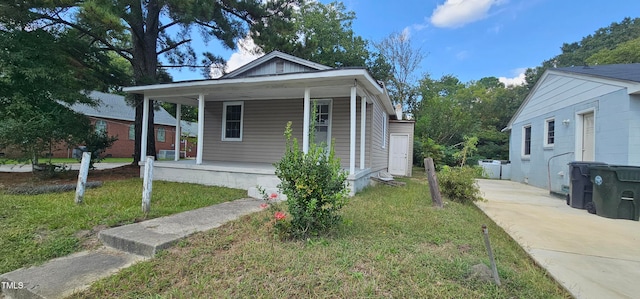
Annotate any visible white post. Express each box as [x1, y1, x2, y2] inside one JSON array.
[[302, 88, 311, 154], [196, 94, 205, 165], [142, 156, 154, 214], [360, 96, 366, 170], [350, 86, 356, 175], [174, 104, 181, 161], [140, 95, 150, 163], [74, 152, 91, 204]]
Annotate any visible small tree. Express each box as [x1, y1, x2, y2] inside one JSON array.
[[274, 121, 349, 238], [79, 130, 118, 169]]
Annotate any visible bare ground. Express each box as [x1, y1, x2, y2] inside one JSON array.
[[0, 164, 140, 190]]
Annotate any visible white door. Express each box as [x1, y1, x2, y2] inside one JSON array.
[[389, 134, 409, 176], [582, 112, 595, 161]]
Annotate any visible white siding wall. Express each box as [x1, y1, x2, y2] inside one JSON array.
[[370, 101, 389, 172], [239, 59, 315, 77]]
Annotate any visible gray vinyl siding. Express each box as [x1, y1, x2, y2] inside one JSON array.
[[202, 99, 304, 164], [202, 97, 372, 168], [370, 101, 389, 172], [238, 59, 316, 77]]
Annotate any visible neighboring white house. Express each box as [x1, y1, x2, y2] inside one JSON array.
[[123, 51, 414, 197], [505, 64, 640, 194]]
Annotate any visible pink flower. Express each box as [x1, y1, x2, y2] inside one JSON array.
[[260, 203, 268, 209], [274, 211, 286, 221], [269, 193, 279, 200]]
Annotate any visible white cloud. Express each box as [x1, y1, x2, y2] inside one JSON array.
[[456, 50, 470, 60], [498, 67, 526, 86], [209, 36, 264, 78], [430, 0, 508, 28]]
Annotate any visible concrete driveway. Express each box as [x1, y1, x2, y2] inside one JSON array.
[[476, 179, 640, 299]]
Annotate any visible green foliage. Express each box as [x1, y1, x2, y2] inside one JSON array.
[[274, 122, 349, 239], [586, 37, 640, 64], [254, 1, 390, 82], [453, 136, 478, 167], [438, 166, 484, 204], [80, 130, 118, 169]]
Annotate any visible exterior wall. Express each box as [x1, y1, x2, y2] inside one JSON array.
[[51, 117, 183, 158], [389, 120, 415, 177], [202, 97, 370, 170], [370, 100, 389, 172], [238, 58, 315, 77], [509, 75, 637, 193]]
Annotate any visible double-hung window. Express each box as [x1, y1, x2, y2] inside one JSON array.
[[523, 125, 532, 157], [222, 101, 243, 141], [544, 118, 555, 147]]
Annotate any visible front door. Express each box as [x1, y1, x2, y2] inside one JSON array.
[[582, 112, 595, 161], [313, 100, 332, 147], [389, 134, 409, 176]]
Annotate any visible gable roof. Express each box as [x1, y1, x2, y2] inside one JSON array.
[[222, 50, 332, 79], [555, 63, 640, 83], [504, 63, 640, 131], [68, 91, 177, 126]]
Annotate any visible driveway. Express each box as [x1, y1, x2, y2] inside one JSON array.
[[476, 179, 640, 299]]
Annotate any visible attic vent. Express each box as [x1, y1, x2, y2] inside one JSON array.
[[275, 60, 284, 74]]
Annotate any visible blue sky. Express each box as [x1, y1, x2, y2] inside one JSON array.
[[166, 0, 640, 86]]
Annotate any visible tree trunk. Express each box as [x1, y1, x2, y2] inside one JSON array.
[[130, 0, 161, 164]]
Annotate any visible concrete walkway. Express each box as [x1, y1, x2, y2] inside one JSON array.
[[0, 198, 263, 299], [476, 179, 640, 299]]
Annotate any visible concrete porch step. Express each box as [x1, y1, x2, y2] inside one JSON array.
[[0, 247, 144, 299], [99, 198, 263, 257]]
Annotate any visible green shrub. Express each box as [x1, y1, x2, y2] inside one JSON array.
[[274, 121, 349, 239], [438, 166, 484, 204]]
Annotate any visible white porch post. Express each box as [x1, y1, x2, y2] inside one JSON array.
[[303, 88, 311, 153], [196, 94, 205, 165], [360, 96, 366, 170], [140, 95, 150, 163], [350, 86, 356, 175], [174, 104, 181, 161]]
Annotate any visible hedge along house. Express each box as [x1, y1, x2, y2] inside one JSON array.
[[505, 64, 640, 195], [123, 51, 412, 197]]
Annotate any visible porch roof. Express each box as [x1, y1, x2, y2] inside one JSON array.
[[122, 68, 395, 115]]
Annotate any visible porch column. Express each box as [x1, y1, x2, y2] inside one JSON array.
[[196, 94, 205, 165], [174, 104, 181, 161], [350, 86, 356, 175], [360, 97, 366, 170], [302, 88, 311, 153], [140, 95, 150, 163]]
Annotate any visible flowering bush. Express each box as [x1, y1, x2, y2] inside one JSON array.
[[274, 121, 349, 238]]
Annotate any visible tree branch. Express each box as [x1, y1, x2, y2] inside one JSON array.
[[34, 13, 133, 63], [156, 39, 191, 56], [159, 20, 180, 32]]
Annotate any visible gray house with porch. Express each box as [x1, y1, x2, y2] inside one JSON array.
[[505, 64, 640, 194], [124, 51, 414, 197]]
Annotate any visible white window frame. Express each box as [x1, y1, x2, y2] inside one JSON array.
[[544, 118, 555, 148], [312, 99, 332, 146], [222, 101, 244, 141], [157, 127, 166, 142], [522, 124, 532, 158], [95, 120, 107, 134], [128, 124, 135, 140], [381, 112, 387, 149]]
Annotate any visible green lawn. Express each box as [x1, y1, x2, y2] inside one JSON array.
[[0, 179, 246, 274], [72, 176, 570, 298]]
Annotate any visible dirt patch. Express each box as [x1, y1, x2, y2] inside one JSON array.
[[0, 164, 140, 190]]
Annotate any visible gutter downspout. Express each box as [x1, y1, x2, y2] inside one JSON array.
[[547, 151, 574, 194]]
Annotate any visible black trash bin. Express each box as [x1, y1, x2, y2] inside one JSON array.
[[568, 161, 606, 212], [590, 165, 640, 221]]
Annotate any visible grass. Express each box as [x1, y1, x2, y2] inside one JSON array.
[[72, 176, 570, 298], [0, 179, 246, 274]]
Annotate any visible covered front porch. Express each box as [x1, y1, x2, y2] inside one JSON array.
[[148, 159, 375, 197]]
